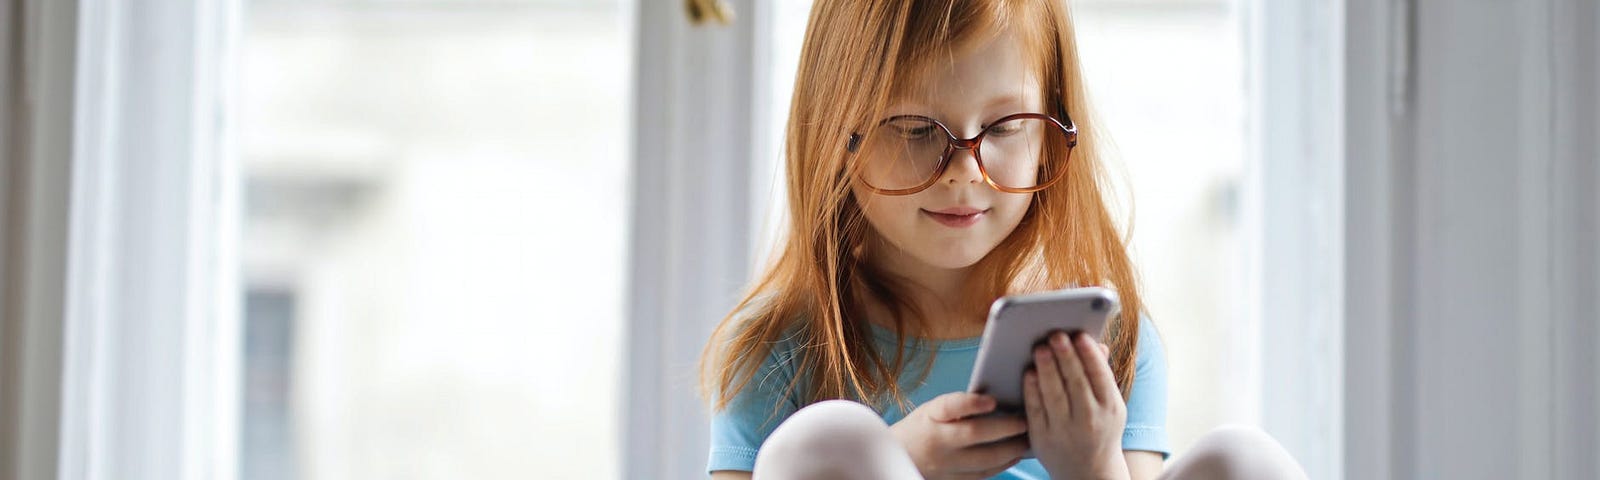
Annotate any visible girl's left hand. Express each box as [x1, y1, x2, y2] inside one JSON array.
[[1022, 331, 1130, 480]]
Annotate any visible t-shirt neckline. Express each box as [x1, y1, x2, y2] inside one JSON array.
[[864, 320, 983, 351]]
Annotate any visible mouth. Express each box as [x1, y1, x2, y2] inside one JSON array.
[[920, 207, 990, 228]]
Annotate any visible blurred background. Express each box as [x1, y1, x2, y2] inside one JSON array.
[[2, 0, 1595, 480], [239, 3, 630, 478]]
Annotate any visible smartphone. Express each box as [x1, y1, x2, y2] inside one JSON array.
[[966, 286, 1121, 416]]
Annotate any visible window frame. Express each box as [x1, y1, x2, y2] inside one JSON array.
[[0, 0, 79, 478], [1343, 0, 1599, 478], [1, 0, 245, 478], [1244, 0, 1345, 478], [623, 0, 767, 477]]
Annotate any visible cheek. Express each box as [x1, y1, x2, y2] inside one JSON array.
[[994, 194, 1034, 228], [857, 195, 920, 235]]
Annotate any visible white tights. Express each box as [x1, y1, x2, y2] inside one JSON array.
[[751, 400, 1309, 480]]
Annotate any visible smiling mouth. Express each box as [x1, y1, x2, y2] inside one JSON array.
[[921, 208, 990, 228]]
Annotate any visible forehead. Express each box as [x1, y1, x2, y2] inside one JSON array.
[[890, 28, 1044, 113]]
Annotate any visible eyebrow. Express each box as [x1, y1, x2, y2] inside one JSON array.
[[885, 94, 1035, 116], [981, 94, 1029, 109]]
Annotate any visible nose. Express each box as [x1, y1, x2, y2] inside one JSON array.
[[940, 144, 984, 186]]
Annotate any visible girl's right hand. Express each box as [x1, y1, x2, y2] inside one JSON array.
[[888, 392, 1031, 480]]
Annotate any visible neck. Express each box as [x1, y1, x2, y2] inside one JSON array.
[[862, 237, 985, 340]]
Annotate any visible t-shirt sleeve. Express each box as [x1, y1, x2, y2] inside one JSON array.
[[1121, 315, 1171, 459], [706, 345, 801, 473]]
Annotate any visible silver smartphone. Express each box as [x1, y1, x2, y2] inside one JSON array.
[[966, 286, 1121, 416]]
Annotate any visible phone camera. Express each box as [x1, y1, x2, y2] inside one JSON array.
[[1091, 298, 1106, 311]]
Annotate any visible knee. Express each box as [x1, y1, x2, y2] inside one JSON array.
[[759, 400, 888, 459], [1193, 424, 1278, 452], [753, 400, 913, 480], [1174, 424, 1308, 480]]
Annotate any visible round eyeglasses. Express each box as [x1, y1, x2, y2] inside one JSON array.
[[846, 111, 1078, 195]]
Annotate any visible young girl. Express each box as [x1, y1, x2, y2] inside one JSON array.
[[700, 1, 1308, 479]]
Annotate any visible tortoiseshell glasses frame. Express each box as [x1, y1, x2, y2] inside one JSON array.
[[845, 108, 1078, 196]]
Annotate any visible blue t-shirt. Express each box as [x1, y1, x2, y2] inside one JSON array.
[[707, 316, 1170, 478]]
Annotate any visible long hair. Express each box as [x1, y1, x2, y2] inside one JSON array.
[[699, 0, 1146, 415]]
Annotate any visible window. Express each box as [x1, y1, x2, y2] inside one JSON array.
[[1075, 0, 1251, 456], [238, 1, 631, 478]]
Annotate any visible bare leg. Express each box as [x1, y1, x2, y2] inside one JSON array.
[[751, 400, 924, 480], [1157, 424, 1309, 480]]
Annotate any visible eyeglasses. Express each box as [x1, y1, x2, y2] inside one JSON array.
[[846, 111, 1078, 196]]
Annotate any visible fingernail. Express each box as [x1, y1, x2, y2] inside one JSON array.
[[1052, 333, 1070, 349]]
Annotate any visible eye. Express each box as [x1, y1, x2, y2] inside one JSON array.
[[898, 125, 934, 139], [885, 119, 939, 140], [986, 119, 1027, 137]]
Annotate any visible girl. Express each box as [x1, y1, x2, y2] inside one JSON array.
[[700, 1, 1309, 479]]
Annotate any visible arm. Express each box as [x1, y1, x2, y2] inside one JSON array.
[[710, 471, 752, 480], [1124, 450, 1164, 480], [1122, 316, 1172, 480]]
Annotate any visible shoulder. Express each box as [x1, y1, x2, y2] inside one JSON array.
[[712, 309, 807, 407], [711, 298, 805, 379], [1125, 313, 1168, 411], [1134, 314, 1166, 368]]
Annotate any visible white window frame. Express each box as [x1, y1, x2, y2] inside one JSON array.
[[1243, 0, 1345, 478], [1, 1, 80, 478], [1343, 0, 1599, 478], [1, 0, 243, 479], [623, 1, 769, 477]]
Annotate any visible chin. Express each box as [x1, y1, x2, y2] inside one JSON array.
[[911, 245, 991, 270]]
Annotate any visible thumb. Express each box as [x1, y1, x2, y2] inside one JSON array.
[[925, 392, 996, 422]]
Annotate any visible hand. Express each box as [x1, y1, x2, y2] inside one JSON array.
[[889, 392, 1031, 480], [1023, 331, 1130, 480]]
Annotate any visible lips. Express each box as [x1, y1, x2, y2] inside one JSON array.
[[921, 207, 989, 228], [926, 206, 985, 216]]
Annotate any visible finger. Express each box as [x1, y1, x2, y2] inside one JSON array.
[[942, 414, 1028, 446], [1022, 370, 1048, 428], [969, 457, 1024, 480], [1052, 331, 1095, 418], [1081, 335, 1121, 405], [960, 454, 1024, 480], [1033, 343, 1072, 423], [972, 457, 1024, 480], [1100, 342, 1110, 357], [951, 437, 1029, 474], [927, 392, 997, 422]]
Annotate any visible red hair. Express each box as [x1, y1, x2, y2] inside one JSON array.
[[700, 0, 1146, 416]]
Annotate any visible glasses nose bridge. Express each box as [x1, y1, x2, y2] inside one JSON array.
[[941, 134, 984, 173], [945, 129, 983, 163], [948, 136, 980, 151]]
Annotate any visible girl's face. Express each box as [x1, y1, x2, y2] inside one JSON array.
[[852, 29, 1042, 272]]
